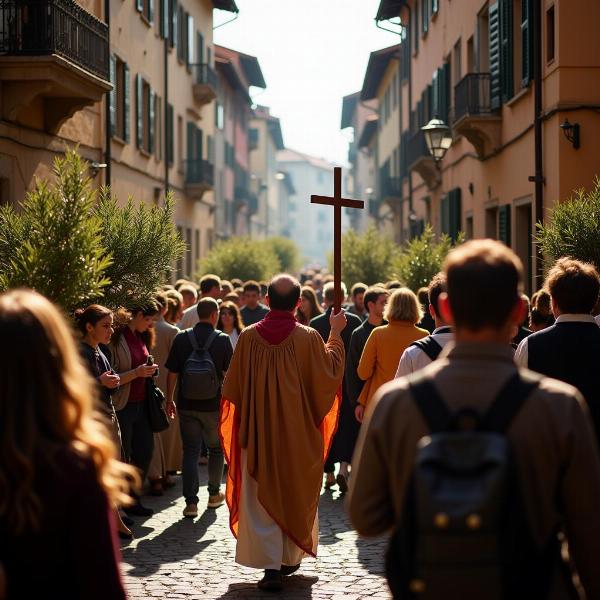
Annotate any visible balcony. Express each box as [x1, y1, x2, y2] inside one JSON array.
[[184, 159, 214, 199], [381, 176, 402, 203], [192, 63, 217, 106], [407, 130, 440, 190], [0, 0, 111, 132], [452, 72, 501, 159]]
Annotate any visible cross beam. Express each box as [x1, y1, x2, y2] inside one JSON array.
[[311, 167, 364, 313]]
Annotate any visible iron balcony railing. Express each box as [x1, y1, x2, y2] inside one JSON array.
[[193, 63, 217, 88], [453, 72, 493, 122], [407, 130, 430, 167], [184, 159, 214, 187], [382, 176, 402, 199], [0, 0, 109, 80]]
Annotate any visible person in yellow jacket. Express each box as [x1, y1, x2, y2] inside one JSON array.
[[355, 288, 428, 422]]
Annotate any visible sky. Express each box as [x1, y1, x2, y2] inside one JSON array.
[[213, 0, 399, 166]]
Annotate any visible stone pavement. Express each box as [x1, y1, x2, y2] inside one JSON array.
[[121, 470, 391, 599]]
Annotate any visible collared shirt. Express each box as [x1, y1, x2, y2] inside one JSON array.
[[514, 314, 597, 367], [395, 326, 454, 378], [596, 314, 600, 327]]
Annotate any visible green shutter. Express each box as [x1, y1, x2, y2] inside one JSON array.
[[449, 188, 462, 240], [197, 32, 204, 64], [136, 0, 142, 12], [136, 74, 143, 149], [123, 63, 130, 142], [422, 0, 428, 34], [436, 64, 450, 124], [169, 0, 177, 48], [149, 89, 155, 153], [148, 0, 154, 22], [499, 204, 511, 245], [160, 0, 167, 38], [489, 2, 501, 109], [521, 0, 532, 87], [440, 194, 450, 235], [431, 68, 439, 115], [109, 55, 116, 137], [166, 103, 174, 165], [500, 0, 514, 102]]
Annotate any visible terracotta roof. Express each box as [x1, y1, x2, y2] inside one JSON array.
[[277, 148, 339, 171], [360, 44, 400, 101]]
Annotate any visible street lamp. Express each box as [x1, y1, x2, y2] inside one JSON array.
[[421, 116, 453, 162]]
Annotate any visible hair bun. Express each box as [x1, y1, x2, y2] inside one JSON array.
[[73, 308, 85, 319]]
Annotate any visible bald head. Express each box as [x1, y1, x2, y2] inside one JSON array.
[[267, 274, 302, 312]]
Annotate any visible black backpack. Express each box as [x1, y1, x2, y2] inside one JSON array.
[[409, 337, 443, 362], [181, 330, 220, 401], [386, 371, 562, 600]]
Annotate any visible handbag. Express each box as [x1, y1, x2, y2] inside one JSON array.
[[146, 378, 170, 433]]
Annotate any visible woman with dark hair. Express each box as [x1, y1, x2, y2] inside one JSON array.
[[75, 304, 133, 539], [296, 286, 323, 325], [109, 302, 160, 516], [218, 300, 245, 350], [0, 290, 136, 599]]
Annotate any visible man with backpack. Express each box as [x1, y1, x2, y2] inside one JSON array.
[[348, 240, 600, 599], [395, 273, 453, 377], [165, 297, 233, 517]]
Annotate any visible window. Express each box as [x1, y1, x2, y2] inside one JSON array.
[[467, 36, 475, 73], [159, 0, 168, 38], [136, 0, 154, 24], [499, 0, 514, 101], [465, 214, 474, 240], [432, 0, 438, 14], [546, 5, 555, 63], [520, 0, 533, 87], [177, 115, 183, 172], [498, 204, 511, 246], [413, 0, 419, 54], [215, 102, 224, 129], [177, 6, 185, 61], [440, 188, 461, 241], [186, 14, 194, 69], [154, 94, 162, 161], [109, 56, 130, 142], [135, 75, 155, 154], [453, 39, 462, 87], [422, 0, 429, 35], [166, 103, 174, 165], [168, 0, 177, 48]]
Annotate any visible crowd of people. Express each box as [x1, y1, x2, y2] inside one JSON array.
[[1, 241, 600, 598]]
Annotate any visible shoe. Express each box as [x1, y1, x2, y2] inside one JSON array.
[[125, 502, 154, 517], [207, 492, 225, 509], [336, 473, 349, 494], [258, 569, 282, 592], [183, 503, 198, 518], [280, 564, 300, 576], [324, 474, 336, 489]]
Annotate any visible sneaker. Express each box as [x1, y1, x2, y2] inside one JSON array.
[[258, 569, 282, 591], [183, 503, 198, 518], [207, 492, 225, 509]]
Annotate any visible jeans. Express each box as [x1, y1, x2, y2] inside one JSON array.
[[117, 400, 154, 481], [179, 409, 224, 504]]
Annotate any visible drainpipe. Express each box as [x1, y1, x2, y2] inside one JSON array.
[[104, 0, 111, 186], [164, 36, 169, 192], [532, 0, 544, 284]]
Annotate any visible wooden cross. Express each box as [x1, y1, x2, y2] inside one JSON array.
[[311, 167, 364, 313]]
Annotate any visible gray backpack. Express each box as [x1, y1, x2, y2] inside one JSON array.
[[181, 330, 220, 401]]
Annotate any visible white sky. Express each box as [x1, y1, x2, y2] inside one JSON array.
[[213, 0, 399, 165]]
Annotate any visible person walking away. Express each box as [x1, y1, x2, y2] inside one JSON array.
[[349, 240, 600, 599], [220, 275, 346, 591], [165, 298, 234, 517], [240, 280, 270, 326], [515, 258, 600, 443], [347, 283, 368, 320], [75, 304, 133, 539], [296, 286, 323, 326], [179, 274, 222, 329], [416, 286, 435, 333], [355, 288, 428, 423], [0, 290, 136, 599], [310, 281, 362, 490], [218, 300, 245, 350], [395, 273, 453, 377], [109, 302, 160, 516]]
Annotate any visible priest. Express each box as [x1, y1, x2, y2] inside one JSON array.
[[220, 274, 346, 591]]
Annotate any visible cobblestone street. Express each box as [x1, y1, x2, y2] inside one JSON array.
[[121, 470, 391, 599]]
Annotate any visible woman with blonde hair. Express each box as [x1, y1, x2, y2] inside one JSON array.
[[0, 290, 135, 598], [355, 287, 428, 422], [296, 286, 323, 325]]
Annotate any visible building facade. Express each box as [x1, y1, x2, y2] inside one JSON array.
[[375, 0, 600, 292]]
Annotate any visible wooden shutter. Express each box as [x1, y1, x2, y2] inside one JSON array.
[[160, 0, 168, 38], [123, 63, 130, 142], [441, 194, 450, 235], [431, 68, 439, 115], [166, 103, 174, 165], [135, 74, 143, 149], [197, 32, 204, 64], [168, 0, 176, 47], [449, 188, 462, 240], [499, 204, 511, 245], [437, 63, 450, 124], [187, 15, 194, 68], [521, 0, 532, 86], [109, 55, 116, 137], [149, 88, 155, 154], [500, 0, 514, 102], [489, 2, 501, 109], [422, 0, 428, 34]]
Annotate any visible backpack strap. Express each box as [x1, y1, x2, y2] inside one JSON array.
[[409, 373, 452, 433], [202, 330, 220, 352], [482, 371, 541, 433], [187, 329, 200, 351], [410, 337, 443, 362]]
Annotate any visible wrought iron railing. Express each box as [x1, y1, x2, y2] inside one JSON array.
[[193, 63, 217, 88], [0, 0, 109, 79], [407, 130, 430, 167], [184, 159, 214, 187], [453, 72, 493, 122]]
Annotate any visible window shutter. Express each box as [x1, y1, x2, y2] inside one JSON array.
[[449, 188, 462, 240], [166, 103, 174, 165], [499, 204, 511, 245], [520, 0, 532, 87], [425, 84, 432, 122], [431, 68, 439, 115], [417, 98, 423, 128], [186, 122, 195, 164], [196, 128, 203, 171], [136, 74, 143, 149], [437, 64, 450, 124], [500, 0, 514, 102], [440, 194, 450, 235], [187, 15, 194, 68], [136, 0, 142, 12], [197, 32, 204, 64], [109, 55, 116, 137], [169, 0, 176, 47], [123, 63, 130, 142], [148, 0, 154, 23], [489, 2, 501, 109], [414, 0, 419, 53], [432, 0, 438, 14], [160, 0, 167, 38], [422, 0, 428, 34], [149, 89, 155, 154]]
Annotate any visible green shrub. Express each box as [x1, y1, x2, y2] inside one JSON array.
[[262, 236, 300, 274], [537, 177, 600, 270]]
